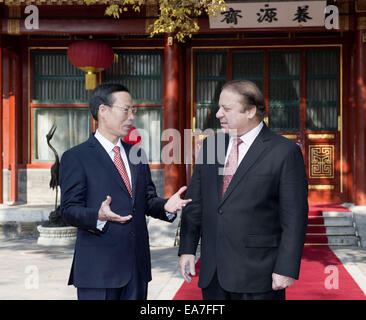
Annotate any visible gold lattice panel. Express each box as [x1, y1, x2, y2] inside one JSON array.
[[309, 145, 334, 179]]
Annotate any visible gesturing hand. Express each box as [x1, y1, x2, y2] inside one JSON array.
[[164, 186, 192, 214], [98, 196, 132, 224]]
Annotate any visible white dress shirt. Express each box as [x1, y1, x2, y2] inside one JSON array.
[[95, 129, 132, 184], [95, 129, 132, 231], [224, 121, 264, 167]]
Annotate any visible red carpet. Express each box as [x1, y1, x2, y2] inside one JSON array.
[[173, 204, 366, 300], [173, 247, 366, 300], [287, 246, 366, 300]]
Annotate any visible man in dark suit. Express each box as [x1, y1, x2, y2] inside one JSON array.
[[179, 80, 308, 300], [60, 82, 191, 300]]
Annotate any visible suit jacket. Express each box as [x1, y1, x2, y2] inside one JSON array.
[[178, 124, 308, 293], [59, 134, 173, 288]]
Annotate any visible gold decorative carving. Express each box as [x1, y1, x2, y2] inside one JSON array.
[[282, 135, 297, 140], [338, 115, 342, 132], [7, 19, 20, 35], [309, 145, 334, 179], [308, 185, 335, 190], [308, 134, 335, 140], [8, 5, 21, 18], [338, 1, 350, 15], [357, 17, 366, 30], [339, 16, 349, 32]]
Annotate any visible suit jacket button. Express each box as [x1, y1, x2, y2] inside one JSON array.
[[218, 209, 223, 215], [130, 231, 135, 236]]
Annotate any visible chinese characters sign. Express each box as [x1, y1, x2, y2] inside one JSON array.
[[209, 1, 326, 29]]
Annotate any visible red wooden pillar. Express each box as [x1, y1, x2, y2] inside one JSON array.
[[2, 49, 20, 204], [178, 40, 186, 189], [163, 34, 180, 198], [0, 36, 3, 204], [343, 44, 355, 203], [348, 44, 356, 203], [355, 17, 366, 205], [10, 52, 19, 203]]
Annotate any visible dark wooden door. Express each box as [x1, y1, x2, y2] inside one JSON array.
[[192, 46, 342, 202]]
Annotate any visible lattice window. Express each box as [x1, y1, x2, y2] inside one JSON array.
[[105, 51, 163, 162], [268, 50, 300, 131], [232, 51, 264, 92], [306, 49, 338, 131], [32, 51, 90, 161], [33, 52, 90, 103], [195, 52, 226, 130], [104, 52, 162, 104]]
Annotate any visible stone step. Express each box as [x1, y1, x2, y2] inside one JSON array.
[[306, 208, 360, 246], [327, 235, 360, 246], [307, 226, 357, 235], [305, 243, 357, 247], [308, 216, 354, 226], [322, 210, 353, 218], [306, 234, 360, 246]]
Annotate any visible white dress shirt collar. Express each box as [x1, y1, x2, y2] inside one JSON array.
[[94, 129, 123, 154], [225, 121, 264, 166], [234, 121, 264, 147]]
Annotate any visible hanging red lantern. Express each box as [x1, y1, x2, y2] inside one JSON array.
[[67, 40, 114, 90]]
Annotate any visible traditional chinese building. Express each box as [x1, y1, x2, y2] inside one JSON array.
[[0, 0, 365, 206]]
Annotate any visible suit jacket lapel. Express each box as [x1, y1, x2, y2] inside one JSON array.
[[87, 135, 132, 198], [220, 125, 271, 206]]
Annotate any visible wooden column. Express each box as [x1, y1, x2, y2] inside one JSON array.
[[346, 43, 356, 203], [355, 16, 366, 205], [178, 40, 186, 190], [10, 51, 19, 203], [163, 34, 180, 198], [2, 49, 20, 204], [0, 35, 2, 204]]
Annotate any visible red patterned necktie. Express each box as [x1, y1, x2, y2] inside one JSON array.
[[112, 146, 133, 198], [222, 138, 243, 197]]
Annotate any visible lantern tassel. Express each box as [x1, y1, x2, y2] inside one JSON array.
[[85, 72, 97, 90]]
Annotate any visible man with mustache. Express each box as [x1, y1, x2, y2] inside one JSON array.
[[60, 82, 191, 300], [179, 80, 308, 300]]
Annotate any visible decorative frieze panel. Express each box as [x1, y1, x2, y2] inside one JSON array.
[[309, 145, 334, 179]]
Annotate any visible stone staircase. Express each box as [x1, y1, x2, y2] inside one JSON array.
[[306, 208, 361, 247]]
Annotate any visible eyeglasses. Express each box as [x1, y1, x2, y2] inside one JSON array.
[[111, 105, 137, 115]]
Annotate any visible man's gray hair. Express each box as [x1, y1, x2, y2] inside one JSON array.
[[222, 80, 266, 121]]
